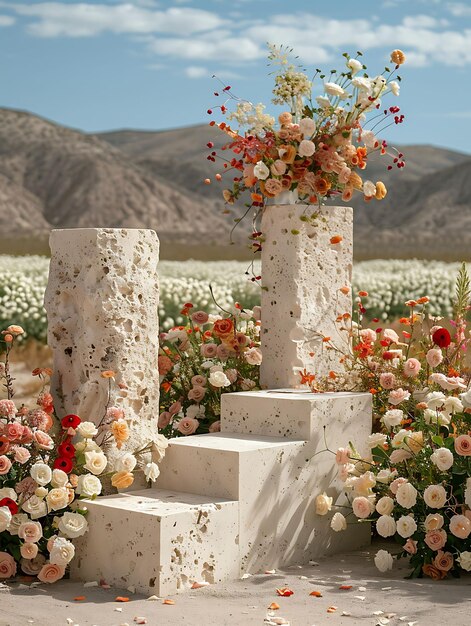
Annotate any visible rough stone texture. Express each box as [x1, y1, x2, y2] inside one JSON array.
[[260, 205, 353, 388], [71, 489, 239, 596], [44, 228, 160, 462]]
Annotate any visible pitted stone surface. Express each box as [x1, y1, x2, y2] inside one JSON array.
[[44, 228, 160, 462], [260, 205, 353, 388]]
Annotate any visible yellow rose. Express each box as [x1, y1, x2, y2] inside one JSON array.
[[111, 471, 134, 490]]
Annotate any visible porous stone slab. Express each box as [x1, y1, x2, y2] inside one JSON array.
[[71, 488, 239, 596], [260, 205, 353, 388], [44, 228, 160, 462]]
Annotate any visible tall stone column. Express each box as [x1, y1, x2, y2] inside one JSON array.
[[44, 228, 160, 460], [260, 205, 353, 389]]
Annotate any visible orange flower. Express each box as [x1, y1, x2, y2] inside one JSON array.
[[279, 145, 296, 164], [268, 602, 280, 610], [417, 296, 429, 304], [348, 171, 363, 189], [356, 146, 367, 169], [358, 290, 368, 297], [340, 286, 350, 295], [251, 192, 263, 203], [213, 318, 234, 338], [111, 419, 129, 449], [111, 471, 134, 489], [161, 381, 172, 393], [390, 49, 406, 65], [375, 181, 387, 200], [299, 369, 316, 385], [330, 235, 343, 245], [422, 564, 447, 580], [101, 370, 115, 379], [115, 596, 130, 602]]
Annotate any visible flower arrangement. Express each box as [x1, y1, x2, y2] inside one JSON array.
[[0, 326, 166, 583], [313, 264, 471, 578], [207, 45, 406, 247], [159, 301, 261, 436]]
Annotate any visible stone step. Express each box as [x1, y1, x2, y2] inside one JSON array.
[[221, 389, 372, 438], [71, 488, 239, 596]]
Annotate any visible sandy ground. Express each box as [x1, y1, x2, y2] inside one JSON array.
[[1, 541, 470, 626]]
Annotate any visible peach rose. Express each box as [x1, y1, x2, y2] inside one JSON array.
[[424, 513, 444, 531], [18, 521, 43, 543], [191, 375, 206, 387], [209, 420, 221, 433], [403, 358, 421, 378], [449, 514, 471, 539], [424, 529, 447, 551], [278, 112, 293, 126], [158, 412, 172, 429], [5, 422, 24, 441], [33, 430, 54, 450], [403, 538, 418, 554], [20, 543, 39, 560], [379, 373, 397, 390], [270, 159, 287, 176], [191, 311, 209, 325], [111, 471, 134, 490], [426, 348, 443, 368], [13, 446, 31, 464], [158, 355, 173, 376], [200, 343, 218, 358], [422, 563, 447, 580], [37, 562, 65, 584], [454, 435, 471, 456], [264, 178, 283, 196], [388, 388, 411, 406], [0, 551, 17, 579], [352, 496, 372, 519], [434, 550, 454, 572], [111, 419, 129, 449], [0, 455, 12, 475], [176, 418, 199, 436], [187, 386, 206, 403]]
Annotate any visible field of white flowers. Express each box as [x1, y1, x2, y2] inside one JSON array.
[[0, 255, 462, 343]]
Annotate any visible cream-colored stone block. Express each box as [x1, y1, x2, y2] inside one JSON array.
[[71, 489, 239, 596], [260, 205, 353, 388], [44, 228, 160, 463]]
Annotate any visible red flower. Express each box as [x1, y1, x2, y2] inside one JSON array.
[[432, 328, 451, 348], [58, 442, 76, 458], [53, 457, 74, 473], [61, 414, 81, 429], [0, 497, 18, 515]]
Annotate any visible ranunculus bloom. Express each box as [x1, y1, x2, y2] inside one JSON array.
[[432, 327, 451, 348], [176, 417, 199, 436], [424, 529, 447, 551], [434, 550, 454, 572], [426, 348, 443, 368], [403, 358, 421, 378], [454, 434, 471, 456], [449, 514, 471, 539], [37, 562, 66, 584], [0, 551, 17, 579], [111, 419, 129, 449]]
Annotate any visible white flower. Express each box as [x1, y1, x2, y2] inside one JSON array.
[[352, 76, 372, 91], [430, 373, 466, 390], [315, 492, 333, 516], [392, 428, 410, 448], [430, 447, 454, 471], [457, 551, 471, 571], [77, 421, 98, 438], [115, 452, 137, 473], [376, 496, 394, 516], [368, 432, 387, 448], [21, 495, 48, 519], [58, 512, 89, 538], [298, 139, 316, 157], [253, 160, 270, 180], [396, 483, 418, 509], [208, 371, 231, 388], [49, 536, 75, 565], [245, 347, 262, 366], [46, 488, 69, 511], [460, 388, 471, 408], [396, 515, 417, 538], [330, 512, 347, 532], [152, 434, 169, 462], [0, 506, 12, 532], [465, 477, 471, 508], [144, 462, 160, 482], [75, 439, 101, 453], [186, 404, 205, 420], [376, 515, 396, 538], [299, 117, 316, 136], [347, 58, 363, 75], [51, 469, 69, 489], [389, 80, 400, 96], [423, 484, 447, 508], [76, 474, 102, 497], [84, 450, 108, 475], [443, 396, 463, 415], [382, 409, 403, 429], [374, 549, 394, 573], [30, 463, 52, 486], [324, 82, 345, 97], [8, 513, 28, 535], [376, 468, 397, 484], [201, 360, 214, 370], [426, 391, 446, 410], [363, 180, 376, 198], [0, 487, 17, 501], [352, 496, 373, 519], [315, 95, 331, 108], [362, 130, 377, 148]]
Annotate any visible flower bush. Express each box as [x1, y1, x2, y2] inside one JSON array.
[[0, 326, 166, 583], [159, 302, 261, 436], [208, 45, 406, 246], [314, 264, 471, 578]]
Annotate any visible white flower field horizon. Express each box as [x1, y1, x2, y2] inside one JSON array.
[[0, 255, 461, 344]]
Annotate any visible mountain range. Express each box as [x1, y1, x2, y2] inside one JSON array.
[[0, 106, 470, 260]]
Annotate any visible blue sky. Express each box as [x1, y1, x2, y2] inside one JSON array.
[[0, 0, 470, 152]]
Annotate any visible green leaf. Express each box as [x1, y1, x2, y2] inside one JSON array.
[[432, 435, 444, 447]]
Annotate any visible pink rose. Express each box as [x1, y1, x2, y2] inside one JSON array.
[[158, 412, 172, 429], [20, 543, 39, 560], [176, 418, 199, 436], [19, 426, 33, 444], [200, 343, 217, 358], [33, 430, 54, 450], [270, 159, 287, 176], [379, 373, 397, 390], [188, 386, 206, 403], [0, 455, 12, 475], [0, 551, 17, 579], [216, 344, 230, 361], [191, 311, 209, 325], [424, 529, 447, 551], [209, 420, 221, 433], [169, 401, 181, 416], [383, 328, 400, 344], [13, 446, 31, 464], [37, 562, 66, 584], [426, 348, 443, 368], [19, 521, 43, 543], [191, 375, 207, 387], [5, 422, 24, 441], [388, 388, 411, 406], [454, 435, 471, 456], [352, 496, 372, 519], [449, 514, 471, 539], [390, 477, 408, 495], [403, 358, 421, 378], [335, 447, 350, 465], [389, 449, 413, 463], [403, 538, 418, 554], [158, 355, 173, 377]]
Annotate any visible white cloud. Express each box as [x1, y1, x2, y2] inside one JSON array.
[[150, 34, 264, 63], [447, 2, 471, 17], [184, 65, 208, 78], [0, 14, 14, 26]]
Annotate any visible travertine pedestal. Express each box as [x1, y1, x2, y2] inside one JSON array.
[[44, 228, 160, 460], [260, 205, 353, 388]]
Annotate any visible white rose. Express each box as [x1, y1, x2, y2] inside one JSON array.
[[115, 452, 137, 472], [352, 496, 373, 519], [51, 469, 69, 489], [0, 487, 17, 501], [49, 536, 75, 565], [245, 347, 262, 366], [315, 492, 333, 516], [152, 434, 169, 463], [426, 391, 446, 410], [324, 82, 345, 97], [35, 486, 48, 498], [347, 58, 363, 75], [0, 506, 12, 532], [396, 515, 417, 538], [76, 421, 98, 438], [424, 513, 444, 531], [443, 396, 463, 415], [376, 496, 394, 516], [382, 409, 404, 429], [330, 512, 347, 532], [368, 433, 387, 448], [396, 483, 418, 509], [389, 80, 400, 96], [46, 488, 69, 511], [299, 117, 316, 136], [430, 447, 454, 471], [8, 513, 29, 535], [363, 180, 376, 198], [21, 495, 48, 519], [76, 474, 102, 497], [30, 463, 52, 486], [374, 549, 394, 573], [58, 512, 89, 538], [423, 484, 447, 508], [376, 515, 396, 538], [460, 388, 471, 408], [376, 468, 397, 484], [457, 551, 471, 571], [253, 160, 269, 180], [144, 462, 160, 482], [75, 439, 101, 453], [84, 450, 108, 476], [465, 477, 471, 508], [208, 371, 231, 388], [392, 429, 410, 448], [298, 139, 315, 157]]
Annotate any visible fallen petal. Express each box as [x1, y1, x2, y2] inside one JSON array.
[[74, 596, 86, 602], [339, 585, 353, 590], [115, 597, 130, 603], [133, 618, 147, 624], [191, 581, 210, 589], [327, 606, 337, 613], [276, 587, 294, 597], [146, 595, 159, 601], [309, 591, 323, 597], [265, 569, 276, 575], [163, 599, 175, 605], [84, 581, 98, 588], [268, 602, 280, 610]]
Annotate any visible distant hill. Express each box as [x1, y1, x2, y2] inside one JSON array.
[[0, 106, 470, 260]]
